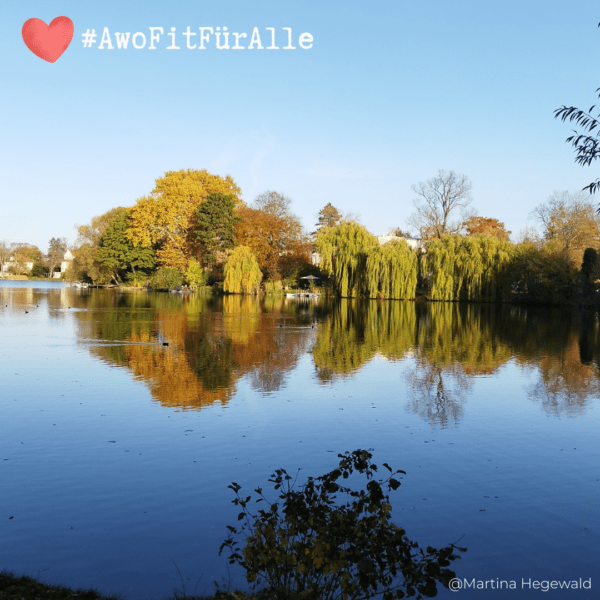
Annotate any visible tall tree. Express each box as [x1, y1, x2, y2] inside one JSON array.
[[424, 234, 513, 302], [315, 221, 378, 297], [366, 239, 419, 299], [464, 216, 511, 241], [127, 169, 242, 272], [65, 244, 112, 284], [76, 207, 127, 247], [193, 192, 241, 269], [7, 244, 44, 276], [11, 243, 43, 262], [315, 203, 342, 231], [531, 189, 600, 267], [252, 190, 293, 220], [96, 212, 156, 284], [46, 237, 68, 277], [236, 207, 310, 280], [408, 170, 473, 239]]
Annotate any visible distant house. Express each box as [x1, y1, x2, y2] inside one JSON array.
[[311, 235, 422, 266], [1, 256, 34, 276]]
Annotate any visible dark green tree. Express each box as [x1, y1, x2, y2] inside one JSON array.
[[150, 268, 183, 290], [581, 247, 598, 296], [31, 262, 50, 277], [96, 212, 156, 284], [193, 192, 241, 269]]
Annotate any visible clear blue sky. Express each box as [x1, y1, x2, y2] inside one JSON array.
[[3, 1, 600, 250]]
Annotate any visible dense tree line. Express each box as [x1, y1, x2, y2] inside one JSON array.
[[57, 169, 312, 291], [6, 164, 600, 305]]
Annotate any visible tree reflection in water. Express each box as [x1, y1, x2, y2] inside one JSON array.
[[72, 291, 316, 409], [51, 286, 600, 420]]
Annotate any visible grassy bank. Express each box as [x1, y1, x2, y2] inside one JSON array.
[[0, 571, 257, 600]]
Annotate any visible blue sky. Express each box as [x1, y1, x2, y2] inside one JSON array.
[[4, 1, 600, 250]]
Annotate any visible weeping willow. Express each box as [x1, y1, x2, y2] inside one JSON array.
[[424, 235, 513, 301], [316, 223, 418, 298], [223, 246, 262, 294], [418, 303, 513, 374], [315, 222, 377, 297], [312, 300, 418, 378], [366, 240, 418, 299]]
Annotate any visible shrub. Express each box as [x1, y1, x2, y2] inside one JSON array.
[[264, 280, 284, 294], [220, 449, 464, 600], [126, 271, 151, 288], [31, 262, 50, 278], [185, 258, 210, 288], [150, 268, 183, 290]]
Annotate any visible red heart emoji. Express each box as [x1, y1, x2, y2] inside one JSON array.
[[22, 16, 74, 63]]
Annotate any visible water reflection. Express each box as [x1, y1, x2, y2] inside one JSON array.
[[3, 282, 600, 421], [69, 291, 318, 409], [311, 300, 600, 422]]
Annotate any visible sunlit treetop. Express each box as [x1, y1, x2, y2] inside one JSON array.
[[127, 169, 242, 271]]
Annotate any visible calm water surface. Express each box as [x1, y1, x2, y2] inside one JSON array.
[[1, 281, 599, 599]]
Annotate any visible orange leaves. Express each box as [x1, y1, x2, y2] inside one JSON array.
[[236, 206, 309, 280], [464, 216, 511, 241]]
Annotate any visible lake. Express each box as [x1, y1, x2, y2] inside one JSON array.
[[1, 281, 599, 599]]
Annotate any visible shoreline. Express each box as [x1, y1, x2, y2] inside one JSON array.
[[0, 570, 255, 600]]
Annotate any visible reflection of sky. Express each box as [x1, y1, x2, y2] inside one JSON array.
[[1, 288, 599, 600]]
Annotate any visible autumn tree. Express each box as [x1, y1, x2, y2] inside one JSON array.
[[75, 207, 127, 247], [5, 244, 42, 275], [127, 169, 242, 272], [236, 207, 310, 281], [96, 212, 156, 284], [531, 190, 600, 267], [464, 216, 511, 241], [65, 244, 112, 284], [12, 244, 43, 262], [315, 203, 343, 231], [408, 170, 473, 239], [193, 192, 241, 270]]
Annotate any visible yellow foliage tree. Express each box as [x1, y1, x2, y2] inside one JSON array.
[[127, 169, 242, 272], [223, 246, 262, 294]]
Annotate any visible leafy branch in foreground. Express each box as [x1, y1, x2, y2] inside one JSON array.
[[555, 25, 600, 198], [220, 449, 465, 600]]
